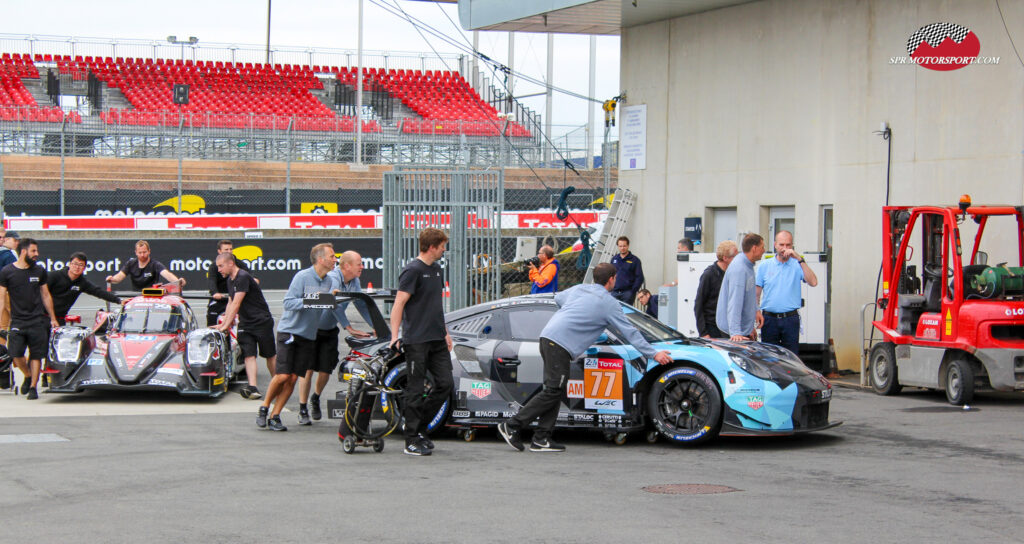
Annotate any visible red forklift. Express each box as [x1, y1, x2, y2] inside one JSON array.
[[869, 195, 1024, 404]]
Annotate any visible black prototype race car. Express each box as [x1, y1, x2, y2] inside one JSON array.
[[329, 292, 840, 446]]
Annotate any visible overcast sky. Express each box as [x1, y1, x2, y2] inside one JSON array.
[[2, 0, 620, 152]]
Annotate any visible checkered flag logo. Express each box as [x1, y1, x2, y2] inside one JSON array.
[[906, 22, 970, 55]]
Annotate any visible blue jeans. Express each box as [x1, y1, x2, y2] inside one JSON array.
[[761, 313, 800, 355]]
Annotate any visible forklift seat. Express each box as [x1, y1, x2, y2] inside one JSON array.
[[897, 294, 926, 335], [923, 278, 942, 313]]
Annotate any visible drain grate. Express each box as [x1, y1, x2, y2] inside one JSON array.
[[642, 484, 740, 495]]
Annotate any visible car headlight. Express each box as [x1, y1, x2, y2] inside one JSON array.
[[187, 335, 217, 366], [55, 336, 82, 363], [729, 353, 772, 380]]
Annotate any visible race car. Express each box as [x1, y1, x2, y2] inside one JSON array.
[[330, 292, 840, 445], [45, 286, 236, 397]]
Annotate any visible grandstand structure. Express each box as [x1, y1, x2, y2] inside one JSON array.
[[0, 34, 545, 166]]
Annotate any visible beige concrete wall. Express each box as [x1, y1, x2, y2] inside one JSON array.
[[619, 0, 1024, 369]]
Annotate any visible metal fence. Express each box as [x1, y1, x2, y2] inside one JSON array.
[[383, 167, 503, 311]]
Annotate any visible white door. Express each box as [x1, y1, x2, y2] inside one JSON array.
[[713, 208, 737, 248], [768, 206, 795, 242]]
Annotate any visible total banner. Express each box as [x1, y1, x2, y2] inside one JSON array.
[[35, 238, 384, 291]]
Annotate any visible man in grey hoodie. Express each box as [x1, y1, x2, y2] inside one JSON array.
[[498, 262, 672, 452]]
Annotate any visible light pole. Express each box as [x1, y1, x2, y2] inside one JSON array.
[[166, 36, 198, 214], [166, 35, 199, 62]]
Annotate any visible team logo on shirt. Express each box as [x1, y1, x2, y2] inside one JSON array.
[[29, 277, 39, 283], [71, 285, 80, 291]]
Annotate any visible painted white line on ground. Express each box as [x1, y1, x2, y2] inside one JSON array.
[[0, 434, 70, 444]]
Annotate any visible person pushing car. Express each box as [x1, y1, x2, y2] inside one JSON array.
[[498, 262, 672, 452]]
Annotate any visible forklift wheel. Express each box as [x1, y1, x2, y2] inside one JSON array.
[[944, 358, 975, 405], [870, 342, 902, 396]]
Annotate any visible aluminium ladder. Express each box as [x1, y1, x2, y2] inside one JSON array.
[[582, 187, 637, 284]]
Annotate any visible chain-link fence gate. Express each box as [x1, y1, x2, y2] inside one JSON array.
[[383, 167, 503, 312]]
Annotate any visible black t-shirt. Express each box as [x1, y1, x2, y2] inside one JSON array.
[[396, 258, 446, 343], [121, 258, 167, 290], [47, 270, 121, 320], [208, 256, 251, 296], [0, 263, 48, 326], [226, 268, 273, 328]]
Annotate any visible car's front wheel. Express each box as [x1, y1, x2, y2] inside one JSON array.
[[647, 366, 722, 445]]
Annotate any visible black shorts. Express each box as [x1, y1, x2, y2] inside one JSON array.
[[8, 323, 49, 361], [237, 320, 276, 359], [274, 332, 315, 376], [313, 327, 340, 373]]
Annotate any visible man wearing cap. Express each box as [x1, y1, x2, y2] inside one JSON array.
[[0, 230, 19, 269]]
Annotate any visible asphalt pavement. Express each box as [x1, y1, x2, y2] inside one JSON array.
[[2, 293, 1024, 543]]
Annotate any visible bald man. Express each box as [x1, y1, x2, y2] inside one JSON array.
[[297, 250, 375, 423], [756, 230, 818, 354]]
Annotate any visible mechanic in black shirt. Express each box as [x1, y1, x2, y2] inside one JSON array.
[[214, 252, 275, 400], [389, 228, 454, 456], [0, 238, 60, 399], [48, 252, 123, 325], [105, 240, 184, 291], [206, 239, 253, 327]]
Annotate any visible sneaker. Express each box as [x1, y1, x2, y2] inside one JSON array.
[[26, 387, 38, 400], [21, 376, 31, 395], [529, 438, 566, 452], [498, 421, 524, 451], [310, 394, 322, 421], [268, 416, 287, 431], [403, 441, 432, 456], [298, 407, 312, 426], [247, 386, 262, 400], [256, 406, 269, 428], [418, 433, 434, 450], [239, 385, 251, 399]]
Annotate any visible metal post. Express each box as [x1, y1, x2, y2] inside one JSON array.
[[177, 155, 183, 215], [285, 119, 292, 212], [587, 36, 596, 170], [0, 163, 5, 223], [603, 125, 611, 207], [60, 117, 66, 215], [472, 31, 480, 90], [355, 0, 364, 165], [507, 33, 515, 110], [545, 34, 553, 166], [265, 0, 272, 65]]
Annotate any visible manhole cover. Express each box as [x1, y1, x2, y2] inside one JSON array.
[[642, 484, 740, 495]]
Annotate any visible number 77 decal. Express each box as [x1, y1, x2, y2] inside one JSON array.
[[583, 358, 624, 411]]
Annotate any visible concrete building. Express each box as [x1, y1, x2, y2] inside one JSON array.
[[459, 0, 1024, 369]]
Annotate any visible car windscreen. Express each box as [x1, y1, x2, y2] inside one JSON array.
[[621, 306, 686, 343], [112, 303, 184, 333]]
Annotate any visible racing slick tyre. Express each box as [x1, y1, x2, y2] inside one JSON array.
[[944, 357, 974, 406], [383, 362, 451, 435], [647, 366, 722, 446], [869, 342, 902, 396]]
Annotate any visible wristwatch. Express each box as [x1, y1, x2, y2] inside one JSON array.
[[798, 256, 806, 264]]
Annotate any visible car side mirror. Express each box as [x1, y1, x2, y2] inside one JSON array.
[[973, 251, 988, 266]]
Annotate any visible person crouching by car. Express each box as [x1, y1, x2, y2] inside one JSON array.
[[636, 288, 658, 319], [498, 263, 672, 453], [529, 245, 559, 294]]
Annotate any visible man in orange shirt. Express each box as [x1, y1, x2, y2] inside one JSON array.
[[528, 245, 559, 294]]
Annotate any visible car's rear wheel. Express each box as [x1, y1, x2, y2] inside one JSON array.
[[383, 362, 451, 435], [944, 357, 974, 405], [870, 342, 902, 395], [647, 366, 722, 445]]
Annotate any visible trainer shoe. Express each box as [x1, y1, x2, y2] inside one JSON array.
[[403, 441, 432, 456], [310, 394, 322, 421], [21, 376, 31, 395], [256, 406, 269, 428], [418, 433, 434, 450], [298, 406, 312, 426], [268, 416, 287, 431], [239, 385, 251, 399], [498, 421, 524, 451], [529, 438, 566, 452], [247, 386, 262, 400], [26, 387, 38, 400]]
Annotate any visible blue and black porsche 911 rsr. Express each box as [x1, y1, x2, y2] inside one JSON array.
[[331, 293, 840, 446]]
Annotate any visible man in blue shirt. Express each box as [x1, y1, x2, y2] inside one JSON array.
[[716, 233, 766, 342], [256, 243, 336, 432], [756, 230, 818, 354], [498, 262, 672, 453], [298, 250, 374, 423], [610, 236, 644, 304]]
